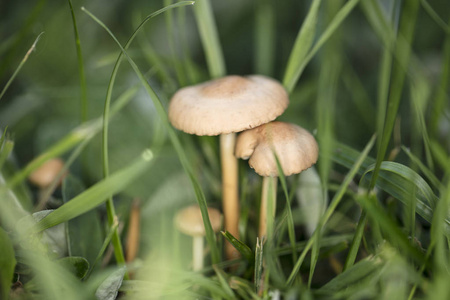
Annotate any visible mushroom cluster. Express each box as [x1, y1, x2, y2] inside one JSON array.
[[168, 74, 318, 257], [169, 75, 288, 259]]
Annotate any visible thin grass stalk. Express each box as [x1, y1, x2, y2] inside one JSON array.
[[67, 0, 88, 123], [98, 1, 196, 277], [81, 4, 221, 264], [254, 0, 275, 76], [192, 0, 226, 78], [0, 33, 43, 101]]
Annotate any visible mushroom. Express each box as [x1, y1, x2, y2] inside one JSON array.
[[28, 158, 66, 188], [174, 205, 222, 271], [169, 75, 288, 259], [235, 121, 318, 238]]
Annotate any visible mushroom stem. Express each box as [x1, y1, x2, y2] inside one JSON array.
[[192, 236, 205, 271], [220, 133, 240, 259], [259, 176, 277, 239]]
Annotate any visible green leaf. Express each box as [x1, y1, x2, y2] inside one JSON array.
[[283, 0, 321, 93], [58, 256, 90, 279], [95, 267, 126, 300], [221, 231, 253, 262], [192, 0, 226, 78], [0, 227, 16, 300], [62, 175, 103, 266], [254, 238, 264, 294], [33, 149, 154, 232], [213, 266, 236, 299]]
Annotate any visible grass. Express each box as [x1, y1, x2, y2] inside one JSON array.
[[0, 0, 449, 299]]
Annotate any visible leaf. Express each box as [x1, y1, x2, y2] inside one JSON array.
[[283, 0, 322, 92], [254, 238, 264, 294], [0, 227, 16, 300], [62, 175, 103, 268], [221, 231, 253, 262], [58, 256, 90, 279], [33, 149, 155, 232], [95, 267, 126, 300]]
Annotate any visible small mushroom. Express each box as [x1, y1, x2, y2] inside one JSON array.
[[169, 75, 288, 259], [235, 121, 318, 238], [175, 205, 222, 271], [28, 158, 65, 189]]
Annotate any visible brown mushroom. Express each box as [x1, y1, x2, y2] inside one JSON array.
[[169, 75, 288, 259], [28, 158, 65, 189], [175, 205, 222, 271], [235, 121, 318, 238]]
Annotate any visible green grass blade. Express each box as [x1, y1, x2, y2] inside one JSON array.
[[82, 5, 220, 264], [283, 0, 361, 93], [286, 135, 376, 286], [420, 0, 450, 33], [254, 238, 263, 294], [355, 193, 426, 265], [33, 149, 154, 232], [282, 0, 321, 93], [193, 0, 226, 78], [221, 231, 253, 261], [67, 0, 88, 123], [402, 146, 441, 189], [0, 140, 14, 172], [343, 209, 367, 271], [0, 227, 16, 300], [274, 152, 297, 263], [369, 0, 420, 190], [254, 0, 275, 76], [0, 32, 44, 101]]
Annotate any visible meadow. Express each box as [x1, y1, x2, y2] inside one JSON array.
[[0, 0, 449, 299]]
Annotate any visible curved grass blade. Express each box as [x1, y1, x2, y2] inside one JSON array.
[[283, 0, 361, 93], [82, 4, 220, 264], [0, 32, 44, 101], [33, 149, 154, 232], [192, 0, 226, 78]]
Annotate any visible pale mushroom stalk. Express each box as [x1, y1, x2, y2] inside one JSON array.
[[220, 133, 240, 258], [192, 235, 205, 271], [260, 176, 277, 238], [175, 205, 222, 271]]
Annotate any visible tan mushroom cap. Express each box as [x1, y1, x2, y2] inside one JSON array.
[[175, 205, 222, 237], [28, 158, 65, 188], [168, 75, 289, 136], [235, 122, 318, 177]]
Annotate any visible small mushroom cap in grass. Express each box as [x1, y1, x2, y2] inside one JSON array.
[[168, 75, 289, 136], [28, 158, 65, 188], [235, 122, 319, 177], [175, 205, 222, 237]]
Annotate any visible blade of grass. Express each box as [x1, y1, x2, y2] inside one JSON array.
[[254, 238, 263, 294], [82, 4, 220, 264], [67, 0, 88, 123], [0, 32, 44, 101], [33, 149, 154, 232], [282, 0, 321, 93], [192, 0, 226, 78], [368, 0, 420, 190], [401, 146, 441, 189], [0, 227, 16, 300], [286, 135, 376, 286], [274, 153, 297, 263], [283, 0, 361, 93], [254, 0, 275, 76], [420, 0, 450, 33], [99, 1, 195, 278]]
